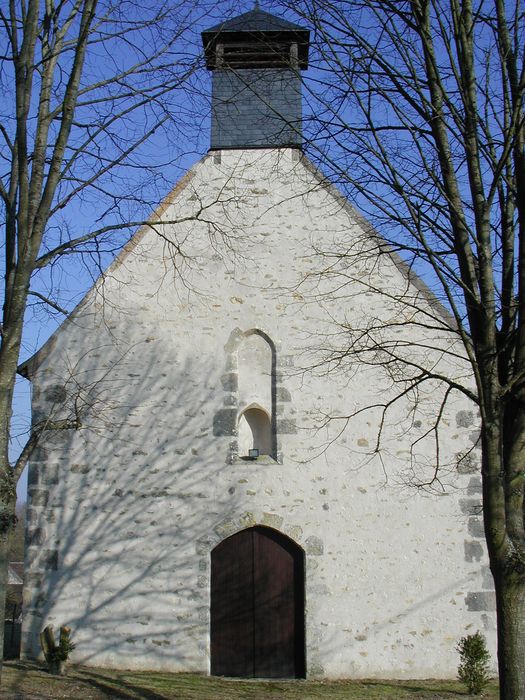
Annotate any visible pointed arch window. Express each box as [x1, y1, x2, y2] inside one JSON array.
[[238, 404, 272, 458]]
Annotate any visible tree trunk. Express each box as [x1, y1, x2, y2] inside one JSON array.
[[0, 294, 29, 680], [480, 408, 525, 700], [494, 575, 525, 700], [0, 531, 10, 676]]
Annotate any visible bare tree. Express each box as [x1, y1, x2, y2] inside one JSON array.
[[0, 0, 218, 676], [280, 0, 525, 697]]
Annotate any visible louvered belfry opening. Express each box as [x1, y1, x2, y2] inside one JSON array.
[[217, 41, 295, 70], [210, 526, 305, 678], [202, 8, 309, 150]]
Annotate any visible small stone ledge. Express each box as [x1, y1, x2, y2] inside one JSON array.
[[230, 455, 279, 467]]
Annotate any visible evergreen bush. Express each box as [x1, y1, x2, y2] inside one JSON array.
[[457, 631, 491, 694]]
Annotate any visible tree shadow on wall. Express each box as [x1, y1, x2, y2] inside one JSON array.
[[21, 319, 246, 682]]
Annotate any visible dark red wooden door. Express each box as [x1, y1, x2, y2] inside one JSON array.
[[210, 526, 305, 678]]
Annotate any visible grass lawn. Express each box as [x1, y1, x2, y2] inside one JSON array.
[[0, 661, 499, 699]]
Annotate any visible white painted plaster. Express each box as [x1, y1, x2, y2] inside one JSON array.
[[22, 148, 495, 679]]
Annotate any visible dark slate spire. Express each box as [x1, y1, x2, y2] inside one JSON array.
[[202, 8, 309, 150]]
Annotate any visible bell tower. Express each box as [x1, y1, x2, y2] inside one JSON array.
[[202, 7, 309, 150]]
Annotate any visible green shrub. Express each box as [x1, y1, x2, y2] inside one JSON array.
[[457, 631, 491, 694], [50, 636, 76, 663]]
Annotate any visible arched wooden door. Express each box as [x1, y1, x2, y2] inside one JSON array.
[[210, 526, 305, 678]]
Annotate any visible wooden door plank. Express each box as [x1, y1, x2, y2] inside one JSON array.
[[210, 529, 254, 676], [253, 527, 302, 678]]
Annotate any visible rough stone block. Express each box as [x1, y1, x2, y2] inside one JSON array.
[[460, 499, 482, 516], [465, 591, 496, 612], [220, 373, 238, 392], [308, 662, 325, 678], [197, 607, 209, 622], [467, 477, 482, 495], [70, 463, 90, 474], [464, 539, 483, 562], [277, 418, 297, 434], [27, 465, 39, 486], [213, 409, 237, 436], [284, 525, 303, 542], [469, 430, 481, 446], [26, 507, 38, 525], [276, 387, 291, 402], [43, 464, 59, 485], [32, 409, 47, 426], [214, 519, 237, 538], [24, 573, 43, 588], [29, 489, 49, 507], [456, 453, 478, 474], [456, 410, 474, 428], [481, 566, 494, 590], [224, 327, 244, 353], [44, 509, 56, 524], [44, 384, 67, 403], [262, 512, 284, 530], [239, 512, 256, 528], [27, 527, 46, 546], [305, 536, 324, 555], [44, 550, 58, 570], [31, 445, 47, 462], [468, 517, 485, 538]]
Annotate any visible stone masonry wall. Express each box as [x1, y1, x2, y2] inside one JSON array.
[[22, 148, 495, 678]]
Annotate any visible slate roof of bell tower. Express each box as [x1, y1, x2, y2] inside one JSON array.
[[204, 7, 306, 34]]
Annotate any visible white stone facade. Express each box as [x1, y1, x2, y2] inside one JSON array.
[[22, 148, 495, 678]]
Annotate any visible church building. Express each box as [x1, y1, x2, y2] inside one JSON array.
[[20, 8, 495, 679]]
